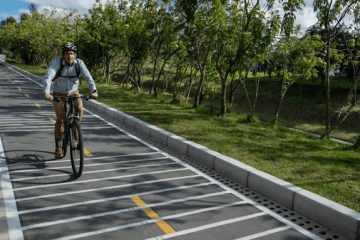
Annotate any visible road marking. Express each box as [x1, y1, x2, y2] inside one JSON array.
[[25, 94, 29, 97], [10, 156, 169, 174], [83, 147, 93, 157], [13, 167, 183, 191], [35, 103, 41, 108], [131, 196, 176, 234], [74, 141, 93, 158], [145, 212, 266, 240], [12, 161, 181, 181], [53, 201, 247, 240], [20, 191, 229, 231], [18, 182, 215, 215], [15, 174, 199, 202], [0, 136, 24, 240], [0, 126, 112, 133], [6, 152, 160, 167], [234, 226, 292, 240]]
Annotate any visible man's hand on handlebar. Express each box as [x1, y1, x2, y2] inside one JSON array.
[[45, 93, 53, 102], [91, 91, 98, 99]]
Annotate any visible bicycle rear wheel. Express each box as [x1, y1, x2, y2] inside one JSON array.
[[70, 119, 84, 178]]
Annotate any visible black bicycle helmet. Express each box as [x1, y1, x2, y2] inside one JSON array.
[[61, 42, 77, 54]]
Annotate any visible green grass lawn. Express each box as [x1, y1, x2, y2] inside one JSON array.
[[13, 60, 360, 212]]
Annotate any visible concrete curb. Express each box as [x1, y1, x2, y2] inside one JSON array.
[[2, 61, 359, 239], [84, 98, 360, 240]]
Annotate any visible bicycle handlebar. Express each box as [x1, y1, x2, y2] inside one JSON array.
[[53, 95, 92, 103]]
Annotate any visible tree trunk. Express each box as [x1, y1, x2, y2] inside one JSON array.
[[325, 28, 331, 136], [274, 94, 285, 125], [154, 48, 180, 98], [193, 68, 205, 108], [220, 78, 227, 115], [150, 41, 163, 95]]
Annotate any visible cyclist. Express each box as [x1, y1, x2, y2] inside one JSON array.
[[43, 42, 98, 158]]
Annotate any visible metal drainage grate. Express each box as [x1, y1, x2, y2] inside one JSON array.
[[100, 114, 347, 240]]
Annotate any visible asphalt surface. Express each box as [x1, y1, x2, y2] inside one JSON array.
[[0, 62, 324, 240]]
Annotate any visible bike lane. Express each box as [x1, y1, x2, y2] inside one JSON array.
[[0, 62, 343, 240]]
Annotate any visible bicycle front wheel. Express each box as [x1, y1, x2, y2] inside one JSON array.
[[70, 119, 84, 178]]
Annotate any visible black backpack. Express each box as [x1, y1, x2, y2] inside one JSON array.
[[52, 58, 81, 85]]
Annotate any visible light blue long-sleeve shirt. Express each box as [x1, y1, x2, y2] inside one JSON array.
[[43, 58, 97, 94]]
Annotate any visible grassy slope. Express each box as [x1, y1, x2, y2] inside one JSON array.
[[12, 61, 360, 212]]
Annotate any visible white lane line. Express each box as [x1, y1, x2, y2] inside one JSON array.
[[10, 156, 169, 174], [53, 201, 248, 240], [12, 162, 182, 181], [0, 136, 24, 240], [13, 167, 191, 191], [145, 212, 267, 240], [234, 226, 292, 240], [0, 126, 112, 133], [86, 110, 322, 240], [18, 182, 215, 215], [3, 63, 43, 87], [16, 174, 199, 202], [21, 191, 230, 231], [0, 120, 55, 124], [6, 152, 160, 167]]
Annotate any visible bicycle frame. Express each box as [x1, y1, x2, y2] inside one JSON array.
[[53, 95, 91, 178]]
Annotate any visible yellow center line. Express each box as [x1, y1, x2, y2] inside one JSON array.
[[25, 94, 29, 97], [50, 118, 94, 157], [130, 196, 176, 234], [83, 148, 93, 157], [35, 103, 41, 108]]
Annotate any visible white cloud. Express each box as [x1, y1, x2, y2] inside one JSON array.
[[19, 0, 109, 15], [18, 9, 30, 15], [0, 13, 20, 21], [0, 13, 11, 18], [294, 6, 318, 31]]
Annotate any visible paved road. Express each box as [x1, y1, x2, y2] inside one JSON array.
[[0, 62, 334, 240]]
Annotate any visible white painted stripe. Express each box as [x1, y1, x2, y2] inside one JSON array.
[[0, 126, 113, 133], [234, 226, 292, 240], [18, 182, 215, 215], [16, 174, 199, 202], [10, 156, 168, 174], [6, 152, 160, 167], [0, 125, 54, 128], [4, 64, 43, 87], [0, 120, 55, 123], [13, 167, 189, 191], [0, 136, 24, 240], [21, 191, 230, 230], [145, 212, 267, 240], [54, 201, 248, 240], [12, 162, 181, 181]]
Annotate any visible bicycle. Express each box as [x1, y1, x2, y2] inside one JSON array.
[[53, 95, 92, 178]]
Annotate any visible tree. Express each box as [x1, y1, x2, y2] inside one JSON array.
[[313, 0, 360, 136], [212, 0, 280, 117], [28, 3, 38, 14], [81, 0, 127, 83], [272, 33, 325, 125]]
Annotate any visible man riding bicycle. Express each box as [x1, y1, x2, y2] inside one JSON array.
[[43, 42, 98, 158]]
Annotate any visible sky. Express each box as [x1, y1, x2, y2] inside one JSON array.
[[0, 0, 353, 32]]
